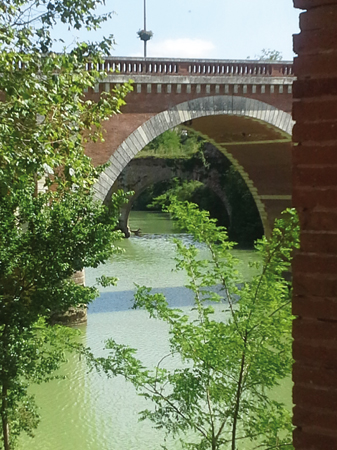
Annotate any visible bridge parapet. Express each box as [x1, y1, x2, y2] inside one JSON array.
[[85, 57, 295, 99], [84, 57, 295, 101], [87, 57, 294, 78]]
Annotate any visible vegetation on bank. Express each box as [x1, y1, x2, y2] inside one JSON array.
[[0, 2, 129, 448], [91, 200, 299, 450], [135, 129, 202, 159]]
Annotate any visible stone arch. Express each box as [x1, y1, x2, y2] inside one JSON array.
[[113, 157, 233, 237], [94, 95, 293, 236]]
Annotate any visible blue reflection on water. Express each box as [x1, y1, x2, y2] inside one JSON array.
[[88, 284, 232, 314]]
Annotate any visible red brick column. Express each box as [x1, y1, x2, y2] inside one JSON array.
[[292, 1, 337, 448]]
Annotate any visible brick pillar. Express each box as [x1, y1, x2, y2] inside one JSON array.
[[292, 1, 337, 449]]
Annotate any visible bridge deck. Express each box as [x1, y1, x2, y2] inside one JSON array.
[[87, 56, 294, 79]]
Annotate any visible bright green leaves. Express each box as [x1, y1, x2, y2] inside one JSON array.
[[95, 201, 299, 450], [0, 188, 128, 327], [0, 3, 132, 447], [0, 49, 131, 195], [0, 1, 115, 53], [138, 129, 203, 159], [96, 275, 119, 288], [0, 2, 132, 199], [0, 318, 80, 446]]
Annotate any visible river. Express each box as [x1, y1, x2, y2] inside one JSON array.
[[18, 211, 290, 450]]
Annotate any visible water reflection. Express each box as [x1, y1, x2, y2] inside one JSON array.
[[19, 211, 269, 450]]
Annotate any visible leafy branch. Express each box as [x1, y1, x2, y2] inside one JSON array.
[[91, 200, 298, 450]]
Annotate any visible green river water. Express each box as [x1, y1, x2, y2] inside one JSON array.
[[18, 211, 291, 450]]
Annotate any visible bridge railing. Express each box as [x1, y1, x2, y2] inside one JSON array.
[[85, 57, 293, 78]]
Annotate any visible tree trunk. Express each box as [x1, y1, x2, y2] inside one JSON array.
[[212, 435, 217, 450], [1, 383, 10, 450], [231, 349, 246, 450]]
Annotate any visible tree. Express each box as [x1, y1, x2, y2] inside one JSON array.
[[1, 319, 78, 447], [91, 201, 299, 450], [138, 129, 202, 158], [147, 178, 204, 209], [256, 49, 283, 61], [0, 2, 131, 448]]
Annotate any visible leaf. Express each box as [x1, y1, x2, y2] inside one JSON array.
[[96, 275, 118, 288]]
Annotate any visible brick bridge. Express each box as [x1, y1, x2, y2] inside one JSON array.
[[84, 57, 295, 236]]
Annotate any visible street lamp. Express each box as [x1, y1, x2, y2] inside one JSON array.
[[137, 0, 153, 58]]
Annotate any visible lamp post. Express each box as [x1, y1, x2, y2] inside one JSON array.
[[144, 0, 147, 35], [137, 0, 153, 59]]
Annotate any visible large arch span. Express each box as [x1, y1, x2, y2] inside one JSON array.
[[94, 95, 293, 236]]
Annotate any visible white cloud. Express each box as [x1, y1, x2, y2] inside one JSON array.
[[146, 38, 216, 59]]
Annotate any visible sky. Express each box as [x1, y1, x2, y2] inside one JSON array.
[[53, 0, 301, 61]]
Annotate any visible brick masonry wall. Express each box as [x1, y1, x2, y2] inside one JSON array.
[[292, 1, 337, 448], [84, 66, 294, 167]]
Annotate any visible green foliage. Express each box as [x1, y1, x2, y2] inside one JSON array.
[[92, 202, 299, 450], [95, 275, 119, 288], [0, 319, 79, 448], [0, 2, 131, 448], [0, 189, 127, 327], [0, 50, 130, 195], [148, 179, 204, 210], [142, 165, 263, 247], [256, 49, 283, 61], [137, 129, 202, 159], [146, 179, 231, 236], [0, 1, 115, 54]]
